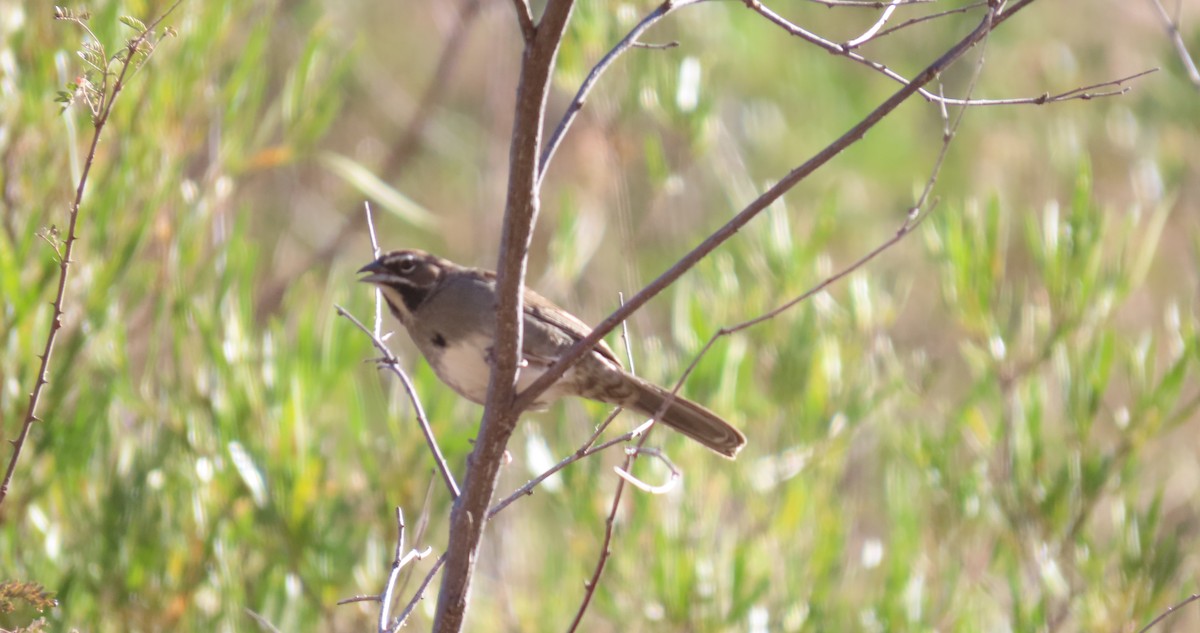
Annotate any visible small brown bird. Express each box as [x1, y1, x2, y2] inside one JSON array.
[[358, 250, 746, 458]]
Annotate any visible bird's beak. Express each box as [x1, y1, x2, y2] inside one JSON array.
[[357, 259, 389, 284]]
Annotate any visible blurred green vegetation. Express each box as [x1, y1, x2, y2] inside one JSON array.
[[1, 0, 1198, 631]]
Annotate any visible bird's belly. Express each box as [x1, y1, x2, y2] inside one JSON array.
[[432, 338, 493, 404], [432, 335, 570, 408]]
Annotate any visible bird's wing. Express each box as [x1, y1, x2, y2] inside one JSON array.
[[523, 288, 623, 367]]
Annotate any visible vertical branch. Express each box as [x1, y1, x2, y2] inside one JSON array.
[[431, 1, 576, 631]]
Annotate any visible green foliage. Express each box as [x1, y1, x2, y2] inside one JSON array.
[[2, 0, 1198, 632]]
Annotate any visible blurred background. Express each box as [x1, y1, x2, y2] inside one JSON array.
[[1, 0, 1198, 630]]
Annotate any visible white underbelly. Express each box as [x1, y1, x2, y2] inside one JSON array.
[[434, 335, 572, 407]]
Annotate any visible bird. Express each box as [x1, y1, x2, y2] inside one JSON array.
[[358, 249, 746, 458]]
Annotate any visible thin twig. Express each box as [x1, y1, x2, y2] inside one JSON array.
[[1136, 593, 1200, 633], [613, 447, 680, 494], [377, 508, 407, 631], [365, 202, 384, 338], [336, 509, 433, 632], [1148, 0, 1200, 88], [802, 0, 935, 7], [538, 0, 702, 187], [565, 416, 656, 632], [845, 0, 902, 48], [564, 298, 670, 630], [335, 306, 461, 499], [747, 0, 1149, 107], [860, 2, 988, 45], [1, 0, 183, 507], [487, 408, 627, 519], [389, 553, 448, 632], [630, 40, 680, 50]]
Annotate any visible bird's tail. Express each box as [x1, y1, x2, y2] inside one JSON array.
[[626, 376, 746, 459]]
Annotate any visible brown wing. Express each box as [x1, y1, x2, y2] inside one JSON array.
[[469, 265, 623, 367], [523, 287, 623, 367]]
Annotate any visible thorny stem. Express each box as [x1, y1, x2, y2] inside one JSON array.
[[1, 1, 182, 508]]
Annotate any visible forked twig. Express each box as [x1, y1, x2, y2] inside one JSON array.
[[337, 507, 434, 633], [379, 508, 433, 631], [390, 553, 448, 632]]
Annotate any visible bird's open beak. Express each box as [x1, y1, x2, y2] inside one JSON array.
[[357, 259, 389, 284]]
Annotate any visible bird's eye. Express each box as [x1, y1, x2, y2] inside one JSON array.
[[397, 259, 417, 274]]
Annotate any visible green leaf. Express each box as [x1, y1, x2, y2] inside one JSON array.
[[119, 15, 148, 32]]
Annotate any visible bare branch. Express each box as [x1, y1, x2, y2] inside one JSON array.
[[565, 416, 658, 632], [859, 1, 988, 45], [338, 507, 435, 631], [435, 1, 578, 630], [379, 508, 433, 632], [486, 408, 626, 519]]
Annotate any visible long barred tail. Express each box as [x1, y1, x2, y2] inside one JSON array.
[[626, 375, 746, 459]]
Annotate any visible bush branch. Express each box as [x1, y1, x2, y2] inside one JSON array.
[[433, 1, 577, 631]]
